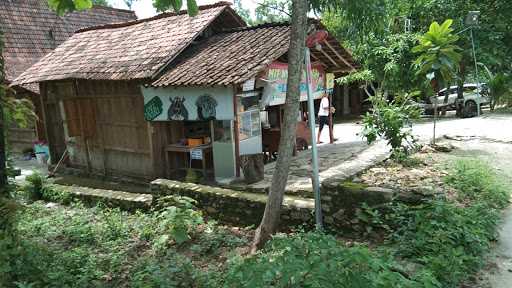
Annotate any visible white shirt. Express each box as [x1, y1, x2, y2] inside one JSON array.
[[318, 97, 329, 116]]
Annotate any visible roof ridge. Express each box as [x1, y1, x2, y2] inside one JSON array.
[[76, 1, 232, 33], [220, 22, 290, 33], [90, 5, 137, 15]]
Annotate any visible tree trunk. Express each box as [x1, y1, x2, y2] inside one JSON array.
[[441, 82, 450, 115], [251, 0, 308, 252], [0, 32, 7, 196], [456, 62, 466, 117]]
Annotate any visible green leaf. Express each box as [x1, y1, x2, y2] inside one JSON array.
[[74, 0, 92, 10], [187, 0, 198, 16]]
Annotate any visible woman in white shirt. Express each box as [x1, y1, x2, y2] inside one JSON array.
[[317, 94, 330, 144]]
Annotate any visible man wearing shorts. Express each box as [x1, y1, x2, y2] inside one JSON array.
[[317, 94, 330, 144]]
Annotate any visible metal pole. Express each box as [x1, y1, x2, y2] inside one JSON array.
[[470, 28, 481, 116], [305, 47, 322, 229]]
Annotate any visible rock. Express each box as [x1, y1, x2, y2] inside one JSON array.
[[45, 202, 59, 209], [431, 143, 456, 153]]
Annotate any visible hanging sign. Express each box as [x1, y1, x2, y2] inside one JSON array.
[[264, 61, 326, 106], [190, 149, 203, 160]]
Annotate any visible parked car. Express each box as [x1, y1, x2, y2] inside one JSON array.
[[425, 84, 490, 117]]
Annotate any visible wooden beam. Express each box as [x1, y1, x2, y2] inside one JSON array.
[[317, 46, 339, 67], [323, 40, 356, 71]]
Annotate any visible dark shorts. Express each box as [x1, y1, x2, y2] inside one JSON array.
[[319, 116, 329, 130]]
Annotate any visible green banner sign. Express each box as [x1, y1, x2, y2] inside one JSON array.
[[144, 96, 163, 121]]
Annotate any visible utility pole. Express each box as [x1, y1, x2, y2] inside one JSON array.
[[466, 11, 481, 116], [305, 47, 322, 229]]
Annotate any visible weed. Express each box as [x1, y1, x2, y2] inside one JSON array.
[[445, 159, 509, 208], [22, 172, 45, 201]]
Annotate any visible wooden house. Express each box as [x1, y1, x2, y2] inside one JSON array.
[[13, 2, 246, 179], [13, 2, 356, 183], [0, 0, 136, 152]]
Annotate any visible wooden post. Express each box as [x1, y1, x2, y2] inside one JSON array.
[[73, 81, 92, 174]]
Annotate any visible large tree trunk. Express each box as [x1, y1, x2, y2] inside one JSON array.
[[0, 32, 6, 196], [251, 0, 308, 252]]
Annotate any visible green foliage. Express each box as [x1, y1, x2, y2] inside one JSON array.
[[48, 0, 93, 15], [40, 184, 73, 204], [22, 172, 46, 201], [444, 159, 510, 209], [152, 0, 198, 15], [488, 73, 512, 108], [378, 159, 510, 287], [413, 19, 462, 87], [153, 196, 204, 246], [2, 197, 247, 287], [254, 0, 291, 24], [233, 0, 253, 25], [223, 231, 429, 287], [362, 94, 420, 158], [386, 199, 501, 287], [130, 251, 206, 288], [91, 0, 111, 7]]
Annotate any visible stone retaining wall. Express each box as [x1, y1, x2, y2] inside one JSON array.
[[150, 179, 314, 227], [320, 180, 394, 229], [47, 184, 153, 211]]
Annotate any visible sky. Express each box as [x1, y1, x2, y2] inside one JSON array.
[[109, 0, 259, 19]]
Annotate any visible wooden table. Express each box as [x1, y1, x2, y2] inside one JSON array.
[[165, 143, 213, 179]]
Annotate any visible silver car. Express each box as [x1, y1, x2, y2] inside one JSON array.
[[427, 84, 489, 117]]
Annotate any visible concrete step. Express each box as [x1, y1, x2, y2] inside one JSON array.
[[150, 179, 315, 227], [47, 183, 153, 211]]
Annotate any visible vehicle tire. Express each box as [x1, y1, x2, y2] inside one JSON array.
[[296, 138, 308, 151], [463, 100, 477, 118]]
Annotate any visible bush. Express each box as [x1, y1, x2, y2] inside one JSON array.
[[222, 231, 430, 287], [152, 196, 204, 248], [362, 94, 420, 159], [22, 172, 45, 201], [380, 159, 510, 287], [130, 251, 207, 288]]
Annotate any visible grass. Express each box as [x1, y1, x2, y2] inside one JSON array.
[[2, 158, 509, 287], [2, 196, 250, 287]]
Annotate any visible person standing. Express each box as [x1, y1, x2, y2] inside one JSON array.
[[317, 94, 330, 143]]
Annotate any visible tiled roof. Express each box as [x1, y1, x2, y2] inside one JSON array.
[[1, 0, 136, 92], [151, 23, 291, 86], [151, 22, 357, 87], [13, 2, 245, 85]]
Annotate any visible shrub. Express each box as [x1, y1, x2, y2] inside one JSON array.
[[381, 159, 510, 287], [22, 172, 45, 201], [40, 184, 73, 204], [386, 200, 498, 286], [362, 93, 420, 159], [152, 196, 204, 248], [130, 252, 207, 288], [222, 231, 429, 287]]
